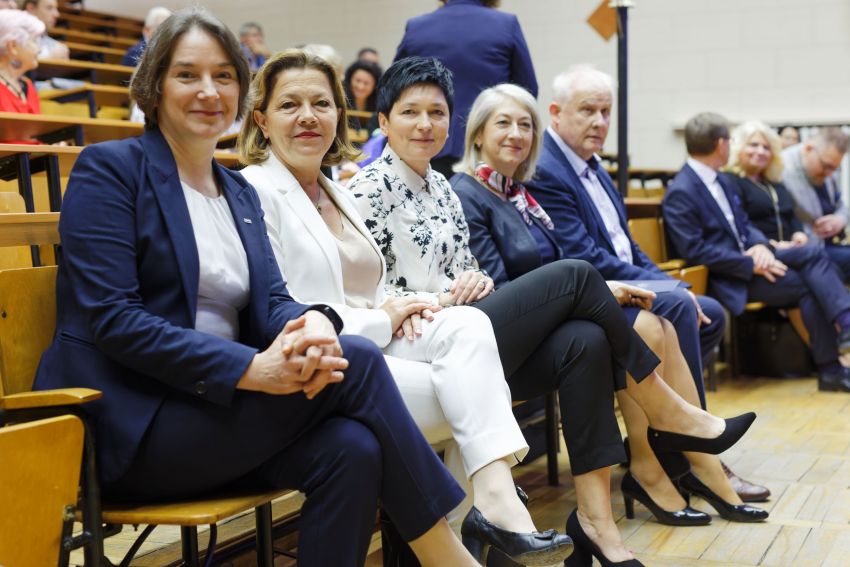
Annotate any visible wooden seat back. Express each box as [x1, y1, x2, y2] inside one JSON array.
[[0, 266, 57, 396], [0, 415, 84, 567], [0, 195, 34, 269], [628, 217, 667, 264]]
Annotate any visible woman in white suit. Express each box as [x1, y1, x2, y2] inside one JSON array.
[[238, 49, 573, 566]]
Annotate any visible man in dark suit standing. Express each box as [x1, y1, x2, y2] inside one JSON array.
[[663, 112, 850, 394], [394, 0, 537, 178], [526, 66, 771, 501]]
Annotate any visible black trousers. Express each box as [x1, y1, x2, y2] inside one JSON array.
[[474, 260, 660, 474], [105, 336, 464, 567]]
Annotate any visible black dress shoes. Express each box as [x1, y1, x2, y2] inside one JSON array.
[[460, 506, 573, 565], [678, 472, 769, 522], [818, 367, 850, 392], [648, 412, 756, 455], [564, 508, 644, 567]]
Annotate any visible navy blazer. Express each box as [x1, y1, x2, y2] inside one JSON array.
[[395, 0, 537, 159], [663, 164, 769, 315], [527, 130, 670, 281], [34, 129, 319, 482], [451, 172, 561, 286]]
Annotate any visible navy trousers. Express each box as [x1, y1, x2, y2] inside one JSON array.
[[747, 246, 850, 366], [650, 288, 725, 409], [825, 243, 850, 282], [105, 335, 464, 567]]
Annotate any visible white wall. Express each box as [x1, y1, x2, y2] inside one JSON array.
[[88, 0, 850, 169]]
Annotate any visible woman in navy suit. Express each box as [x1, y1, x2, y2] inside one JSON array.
[[32, 9, 481, 567]]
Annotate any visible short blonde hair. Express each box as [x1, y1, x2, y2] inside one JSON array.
[[238, 48, 361, 166], [727, 120, 784, 183], [455, 83, 541, 182]]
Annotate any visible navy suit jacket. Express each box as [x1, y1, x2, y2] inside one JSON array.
[[34, 129, 320, 482], [451, 172, 562, 286], [395, 0, 537, 159], [527, 131, 671, 281], [663, 163, 769, 315]]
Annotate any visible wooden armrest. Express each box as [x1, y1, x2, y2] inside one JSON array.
[[657, 259, 686, 271], [0, 388, 102, 410]]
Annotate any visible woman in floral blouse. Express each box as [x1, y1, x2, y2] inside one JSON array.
[[349, 57, 758, 567]]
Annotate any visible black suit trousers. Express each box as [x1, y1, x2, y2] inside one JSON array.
[[474, 259, 660, 474]]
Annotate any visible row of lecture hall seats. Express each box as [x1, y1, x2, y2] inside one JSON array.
[[0, 4, 742, 566]]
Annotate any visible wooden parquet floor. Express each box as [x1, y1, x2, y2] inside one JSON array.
[[73, 377, 850, 566]]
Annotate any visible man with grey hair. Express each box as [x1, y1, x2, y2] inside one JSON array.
[[121, 6, 171, 67], [664, 112, 850, 393], [239, 21, 270, 72], [527, 69, 773, 502], [782, 127, 850, 280]]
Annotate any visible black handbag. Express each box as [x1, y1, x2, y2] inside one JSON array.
[[737, 308, 815, 377]]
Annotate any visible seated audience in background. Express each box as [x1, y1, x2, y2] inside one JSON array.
[[22, 0, 68, 59], [238, 49, 574, 567], [350, 56, 759, 567], [663, 113, 850, 394], [343, 59, 381, 133], [357, 46, 380, 66], [239, 21, 270, 71], [453, 83, 767, 534], [394, 0, 537, 178], [121, 6, 171, 66], [782, 127, 850, 280], [778, 125, 801, 149], [302, 43, 343, 76], [725, 121, 809, 249], [33, 9, 480, 567], [0, 0, 18, 10], [0, 9, 43, 120]]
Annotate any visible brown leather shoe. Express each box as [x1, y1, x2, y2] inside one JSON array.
[[722, 461, 770, 502]]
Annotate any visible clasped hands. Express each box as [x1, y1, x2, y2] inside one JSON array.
[[746, 243, 787, 283], [238, 310, 348, 399]]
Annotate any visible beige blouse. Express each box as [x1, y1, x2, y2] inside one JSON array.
[[327, 197, 383, 309]]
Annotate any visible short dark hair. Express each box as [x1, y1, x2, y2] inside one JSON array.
[[343, 60, 382, 110], [130, 8, 250, 130], [684, 112, 729, 156], [376, 56, 454, 117], [357, 47, 378, 59], [239, 22, 262, 37]]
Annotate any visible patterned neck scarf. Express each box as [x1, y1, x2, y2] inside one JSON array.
[[474, 163, 554, 230]]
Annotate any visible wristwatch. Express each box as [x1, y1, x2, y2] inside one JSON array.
[[307, 304, 344, 334]]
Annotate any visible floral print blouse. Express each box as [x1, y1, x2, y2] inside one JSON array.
[[350, 145, 483, 302]]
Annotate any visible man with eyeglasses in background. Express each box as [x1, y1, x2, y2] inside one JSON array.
[[783, 127, 850, 281]]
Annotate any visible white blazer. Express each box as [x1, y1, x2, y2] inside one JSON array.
[[241, 154, 395, 347]]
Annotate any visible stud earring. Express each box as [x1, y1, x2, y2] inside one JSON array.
[[10, 59, 22, 70]]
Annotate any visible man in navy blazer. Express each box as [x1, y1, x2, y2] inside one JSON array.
[[526, 67, 773, 501], [395, 0, 537, 178], [663, 112, 850, 393], [526, 67, 724, 403]]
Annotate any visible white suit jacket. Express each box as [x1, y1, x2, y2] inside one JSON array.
[[240, 154, 395, 347]]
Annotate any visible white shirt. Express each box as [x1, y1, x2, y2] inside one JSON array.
[[687, 157, 743, 251], [548, 127, 633, 264], [181, 182, 250, 340]]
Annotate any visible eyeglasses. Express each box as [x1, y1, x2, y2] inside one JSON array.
[[816, 151, 842, 175]]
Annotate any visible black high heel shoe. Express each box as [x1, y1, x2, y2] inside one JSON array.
[[460, 506, 573, 566], [678, 472, 769, 522], [564, 508, 643, 567], [648, 412, 756, 455], [621, 472, 711, 526]]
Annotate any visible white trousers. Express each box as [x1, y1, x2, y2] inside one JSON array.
[[382, 305, 529, 477]]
